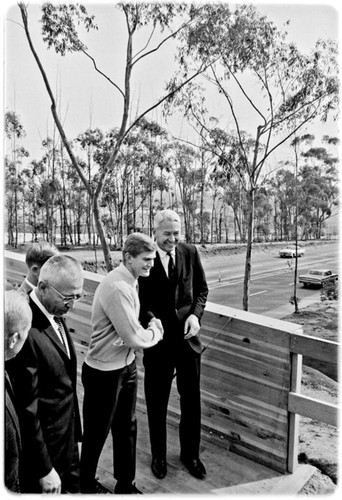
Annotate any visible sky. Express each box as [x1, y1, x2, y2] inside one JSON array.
[[2, 1, 341, 165]]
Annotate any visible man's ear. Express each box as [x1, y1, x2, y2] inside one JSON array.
[[124, 252, 131, 263], [8, 332, 19, 350], [38, 281, 47, 292], [31, 265, 41, 278]]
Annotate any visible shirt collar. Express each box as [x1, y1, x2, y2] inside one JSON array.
[[25, 277, 35, 290], [157, 246, 176, 259], [118, 262, 138, 286]]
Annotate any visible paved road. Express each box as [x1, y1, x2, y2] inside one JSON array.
[[202, 242, 339, 317]]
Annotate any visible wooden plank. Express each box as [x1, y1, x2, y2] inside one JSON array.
[[288, 392, 338, 426], [287, 352, 302, 473], [201, 326, 291, 361], [290, 333, 339, 362], [203, 347, 290, 387], [205, 302, 303, 335]]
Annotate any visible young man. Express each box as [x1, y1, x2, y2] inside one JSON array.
[[7, 255, 85, 493], [139, 210, 208, 480], [80, 233, 164, 494], [4, 290, 32, 493], [18, 241, 59, 295]]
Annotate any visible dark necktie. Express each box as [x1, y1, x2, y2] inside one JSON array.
[[54, 316, 69, 357], [167, 252, 175, 279]]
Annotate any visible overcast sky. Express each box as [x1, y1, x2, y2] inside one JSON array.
[[3, 1, 340, 163]]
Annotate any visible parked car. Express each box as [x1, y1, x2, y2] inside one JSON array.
[[279, 246, 305, 258], [298, 269, 338, 288]]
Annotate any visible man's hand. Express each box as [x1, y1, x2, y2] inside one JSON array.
[[184, 314, 200, 339], [39, 467, 61, 493], [148, 317, 164, 341]]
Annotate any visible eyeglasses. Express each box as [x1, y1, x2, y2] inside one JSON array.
[[48, 283, 86, 304]]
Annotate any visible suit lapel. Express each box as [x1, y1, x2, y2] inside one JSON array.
[[175, 245, 184, 279], [29, 299, 74, 362]]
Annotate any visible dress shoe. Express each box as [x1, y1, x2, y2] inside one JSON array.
[[81, 479, 112, 493], [114, 482, 143, 494], [151, 458, 167, 479], [180, 456, 206, 479]]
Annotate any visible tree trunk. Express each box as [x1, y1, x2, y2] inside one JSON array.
[[243, 188, 255, 311], [93, 195, 113, 271]]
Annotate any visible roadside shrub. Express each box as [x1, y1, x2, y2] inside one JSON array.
[[320, 281, 338, 301]]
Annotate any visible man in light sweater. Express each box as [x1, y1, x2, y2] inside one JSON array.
[[80, 233, 163, 494]]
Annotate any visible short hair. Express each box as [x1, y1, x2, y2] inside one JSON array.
[[4, 290, 32, 338], [123, 233, 155, 261], [39, 255, 83, 284], [154, 210, 181, 230], [25, 241, 59, 268]]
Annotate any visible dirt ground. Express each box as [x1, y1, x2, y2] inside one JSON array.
[[281, 301, 339, 495]]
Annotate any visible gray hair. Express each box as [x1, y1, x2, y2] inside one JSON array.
[[154, 210, 181, 230], [4, 290, 32, 338], [39, 255, 83, 284], [123, 233, 155, 262]]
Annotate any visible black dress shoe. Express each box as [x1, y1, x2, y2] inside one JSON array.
[[151, 458, 167, 479], [81, 479, 112, 493], [180, 456, 206, 479], [114, 482, 143, 494]]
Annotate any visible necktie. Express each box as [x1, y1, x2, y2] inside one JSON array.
[[54, 317, 70, 357], [167, 252, 175, 279]]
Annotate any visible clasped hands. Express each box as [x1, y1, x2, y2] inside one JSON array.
[[147, 314, 199, 342], [148, 317, 164, 341]]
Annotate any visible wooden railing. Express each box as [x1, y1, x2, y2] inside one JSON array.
[[5, 250, 339, 475]]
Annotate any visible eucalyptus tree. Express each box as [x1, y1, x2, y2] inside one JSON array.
[[300, 141, 339, 238], [169, 142, 200, 242], [4, 111, 29, 247], [270, 168, 297, 240], [18, 2, 209, 271], [166, 3, 339, 310]]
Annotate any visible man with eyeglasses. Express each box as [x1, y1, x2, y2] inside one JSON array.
[[6, 254, 85, 493]]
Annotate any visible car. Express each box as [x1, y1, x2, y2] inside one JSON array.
[[279, 246, 305, 258], [298, 269, 338, 288]]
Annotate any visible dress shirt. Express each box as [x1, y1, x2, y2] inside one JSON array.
[[157, 247, 176, 278], [30, 289, 69, 354]]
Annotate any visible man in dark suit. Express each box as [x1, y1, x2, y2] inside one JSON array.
[[139, 210, 208, 481], [7, 255, 84, 493], [4, 290, 32, 492], [18, 240, 59, 295]]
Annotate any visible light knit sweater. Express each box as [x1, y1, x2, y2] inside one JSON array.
[[85, 263, 161, 371]]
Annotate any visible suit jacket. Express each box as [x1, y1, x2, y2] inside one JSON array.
[[139, 242, 208, 351], [8, 299, 82, 484], [5, 371, 21, 492]]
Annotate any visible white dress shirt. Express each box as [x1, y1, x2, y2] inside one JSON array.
[[157, 247, 175, 278]]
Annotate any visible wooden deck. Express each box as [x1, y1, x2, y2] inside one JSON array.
[[74, 342, 285, 495], [6, 250, 327, 494]]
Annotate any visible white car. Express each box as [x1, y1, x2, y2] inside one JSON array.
[[279, 246, 305, 258]]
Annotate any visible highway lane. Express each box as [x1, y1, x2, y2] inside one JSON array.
[[202, 242, 339, 315]]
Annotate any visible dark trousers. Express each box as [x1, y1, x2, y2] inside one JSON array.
[[80, 360, 138, 491], [143, 340, 201, 460]]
